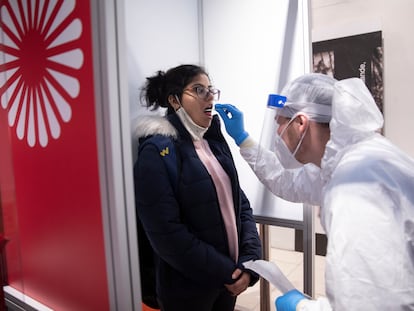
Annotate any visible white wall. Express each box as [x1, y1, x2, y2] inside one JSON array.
[[203, 0, 310, 221], [125, 0, 200, 82], [125, 0, 414, 221], [124, 0, 310, 222], [312, 0, 414, 157], [124, 0, 201, 160]]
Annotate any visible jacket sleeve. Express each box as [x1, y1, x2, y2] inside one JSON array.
[[237, 189, 262, 285], [134, 142, 237, 287]]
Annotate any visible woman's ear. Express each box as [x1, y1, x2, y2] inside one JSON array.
[[168, 95, 181, 111]]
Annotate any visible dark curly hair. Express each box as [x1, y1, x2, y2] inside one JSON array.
[[140, 64, 209, 115]]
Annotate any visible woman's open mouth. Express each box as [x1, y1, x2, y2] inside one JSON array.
[[204, 107, 213, 116]]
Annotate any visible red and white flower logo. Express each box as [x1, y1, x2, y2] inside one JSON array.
[[0, 0, 83, 147]]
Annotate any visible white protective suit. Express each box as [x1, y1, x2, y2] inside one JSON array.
[[240, 78, 414, 310]]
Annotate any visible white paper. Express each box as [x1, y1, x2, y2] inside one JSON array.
[[243, 259, 295, 294]]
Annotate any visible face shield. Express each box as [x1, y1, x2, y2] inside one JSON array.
[[257, 73, 336, 169], [257, 94, 286, 156], [258, 94, 308, 169]]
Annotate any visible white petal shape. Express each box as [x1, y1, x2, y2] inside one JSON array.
[[45, 78, 72, 122], [1, 68, 18, 109], [20, 0, 29, 31], [0, 18, 19, 49], [27, 96, 35, 146], [41, 0, 58, 34], [31, 0, 45, 30], [41, 83, 61, 138], [7, 79, 23, 125], [36, 91, 48, 147], [16, 91, 28, 139], [47, 68, 79, 98], [46, 0, 75, 39], [33, 0, 44, 29], [3, 51, 18, 63], [48, 18, 82, 49], [6, 65, 18, 82], [48, 48, 83, 70], [1, 87, 9, 110], [1, 66, 18, 88], [1, 4, 22, 42]]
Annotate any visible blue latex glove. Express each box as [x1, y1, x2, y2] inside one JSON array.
[[215, 103, 249, 146], [275, 289, 307, 311]]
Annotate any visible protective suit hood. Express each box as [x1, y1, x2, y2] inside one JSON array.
[[321, 78, 384, 180]]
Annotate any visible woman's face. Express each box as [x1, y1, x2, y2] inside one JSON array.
[[180, 74, 215, 128]]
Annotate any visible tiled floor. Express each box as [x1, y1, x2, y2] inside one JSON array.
[[235, 248, 326, 311]]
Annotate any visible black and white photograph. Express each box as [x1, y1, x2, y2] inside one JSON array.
[[313, 31, 383, 113]]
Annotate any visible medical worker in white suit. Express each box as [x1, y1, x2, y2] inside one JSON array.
[[215, 73, 414, 310]]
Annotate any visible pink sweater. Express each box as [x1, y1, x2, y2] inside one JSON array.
[[193, 139, 239, 262]]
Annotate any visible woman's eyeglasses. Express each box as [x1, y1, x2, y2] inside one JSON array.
[[184, 85, 221, 101]]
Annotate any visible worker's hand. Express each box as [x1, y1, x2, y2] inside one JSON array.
[[224, 268, 251, 296], [275, 289, 307, 311], [215, 104, 249, 146]]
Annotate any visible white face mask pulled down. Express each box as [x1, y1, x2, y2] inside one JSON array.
[[274, 115, 308, 169], [174, 95, 208, 140]]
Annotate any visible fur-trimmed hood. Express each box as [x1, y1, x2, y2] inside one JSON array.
[[133, 115, 178, 141]]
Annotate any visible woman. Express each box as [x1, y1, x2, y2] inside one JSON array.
[[133, 64, 261, 311]]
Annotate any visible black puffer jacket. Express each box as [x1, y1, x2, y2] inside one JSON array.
[[134, 113, 261, 298]]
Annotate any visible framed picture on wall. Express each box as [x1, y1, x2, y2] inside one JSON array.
[[312, 31, 383, 113], [302, 31, 384, 255]]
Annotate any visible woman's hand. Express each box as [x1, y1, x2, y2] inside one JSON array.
[[224, 268, 251, 296]]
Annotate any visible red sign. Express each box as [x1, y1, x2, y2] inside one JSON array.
[[0, 0, 110, 310]]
